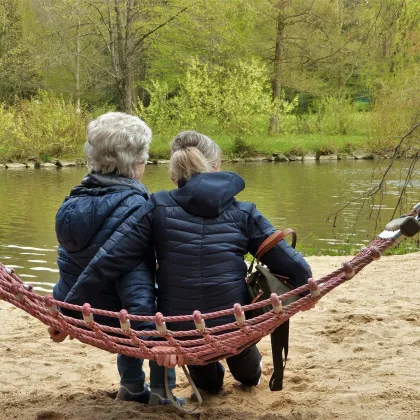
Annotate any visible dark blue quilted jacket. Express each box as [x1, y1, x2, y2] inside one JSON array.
[[53, 172, 156, 329], [66, 172, 312, 330]]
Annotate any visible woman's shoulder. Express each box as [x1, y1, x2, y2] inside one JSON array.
[[231, 198, 257, 214], [150, 189, 176, 206]]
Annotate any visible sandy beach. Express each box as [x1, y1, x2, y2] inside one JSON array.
[[0, 253, 419, 420]]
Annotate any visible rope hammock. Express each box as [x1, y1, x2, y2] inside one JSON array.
[[1, 205, 419, 411]]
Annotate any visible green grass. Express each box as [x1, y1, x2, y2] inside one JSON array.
[[383, 240, 420, 256], [242, 240, 419, 259], [297, 238, 420, 257], [150, 132, 368, 160], [148, 112, 372, 159]]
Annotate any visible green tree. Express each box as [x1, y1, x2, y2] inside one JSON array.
[[0, 0, 40, 100], [81, 0, 190, 113]]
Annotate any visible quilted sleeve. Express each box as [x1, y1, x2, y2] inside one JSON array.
[[115, 252, 156, 331], [246, 203, 312, 288], [64, 199, 156, 307]]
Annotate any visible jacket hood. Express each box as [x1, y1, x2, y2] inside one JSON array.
[[56, 173, 150, 253], [80, 172, 150, 196], [169, 172, 245, 217]]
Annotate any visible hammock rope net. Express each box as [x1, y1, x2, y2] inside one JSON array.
[[1, 205, 420, 368], [0, 234, 405, 365], [2, 209, 419, 412]]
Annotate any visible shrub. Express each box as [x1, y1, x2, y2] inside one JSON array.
[[138, 58, 297, 150], [369, 70, 420, 152], [286, 145, 307, 157], [315, 143, 338, 158], [0, 91, 87, 161], [315, 96, 356, 135]]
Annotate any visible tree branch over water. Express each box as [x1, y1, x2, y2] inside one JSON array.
[[327, 122, 420, 231]]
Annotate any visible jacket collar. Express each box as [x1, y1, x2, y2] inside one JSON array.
[[81, 172, 150, 198]]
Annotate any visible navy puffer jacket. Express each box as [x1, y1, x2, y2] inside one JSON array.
[[53, 172, 156, 329], [66, 172, 312, 330]]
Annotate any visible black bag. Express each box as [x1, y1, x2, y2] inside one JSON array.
[[246, 229, 298, 391]]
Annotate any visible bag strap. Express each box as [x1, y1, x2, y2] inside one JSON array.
[[269, 320, 290, 391], [256, 228, 296, 262], [248, 229, 296, 274], [165, 365, 202, 412]]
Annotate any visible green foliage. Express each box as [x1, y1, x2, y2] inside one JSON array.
[[369, 69, 420, 152], [315, 144, 338, 158], [0, 0, 417, 159], [0, 91, 86, 161], [0, 0, 41, 100], [315, 96, 356, 136], [139, 58, 277, 136], [353, 100, 371, 113], [140, 58, 297, 155], [285, 145, 308, 157], [136, 80, 179, 132], [383, 238, 420, 256]]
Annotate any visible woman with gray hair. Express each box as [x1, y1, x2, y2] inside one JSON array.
[[50, 112, 183, 406], [69, 130, 312, 396]]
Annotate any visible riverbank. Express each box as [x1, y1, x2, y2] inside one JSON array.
[[0, 253, 419, 420], [0, 150, 399, 169]]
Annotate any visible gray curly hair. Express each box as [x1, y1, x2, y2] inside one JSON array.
[[85, 112, 152, 178]]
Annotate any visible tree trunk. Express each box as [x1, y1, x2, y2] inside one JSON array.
[[269, 4, 285, 134], [114, 0, 135, 114], [336, 0, 345, 90], [75, 0, 81, 110], [120, 73, 133, 114]]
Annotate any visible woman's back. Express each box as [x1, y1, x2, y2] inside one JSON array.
[[54, 172, 155, 322], [152, 172, 250, 321], [148, 171, 311, 328]]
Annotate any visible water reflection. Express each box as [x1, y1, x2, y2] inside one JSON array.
[[0, 160, 419, 293]]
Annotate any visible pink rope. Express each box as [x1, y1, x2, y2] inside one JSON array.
[[0, 237, 395, 365]]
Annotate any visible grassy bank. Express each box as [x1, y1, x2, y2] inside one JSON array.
[[150, 132, 368, 159], [149, 112, 371, 159], [0, 132, 368, 162], [297, 239, 420, 257], [0, 93, 373, 162], [0, 92, 416, 164], [241, 239, 420, 260]]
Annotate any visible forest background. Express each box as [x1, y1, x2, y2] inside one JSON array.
[[0, 0, 419, 161]]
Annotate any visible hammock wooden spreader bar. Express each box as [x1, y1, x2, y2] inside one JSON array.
[[1, 208, 419, 367]]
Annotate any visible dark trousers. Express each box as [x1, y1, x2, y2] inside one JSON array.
[[117, 355, 176, 391], [188, 345, 262, 394]]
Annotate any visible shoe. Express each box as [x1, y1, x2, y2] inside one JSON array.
[[148, 391, 186, 406], [115, 385, 151, 404]]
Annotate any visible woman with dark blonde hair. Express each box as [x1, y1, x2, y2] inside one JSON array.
[[69, 130, 312, 394]]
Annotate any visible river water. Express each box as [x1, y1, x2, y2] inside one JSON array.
[[1, 160, 419, 293]]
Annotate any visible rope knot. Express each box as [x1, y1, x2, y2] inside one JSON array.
[[44, 295, 58, 315], [308, 278, 321, 297], [193, 310, 206, 332], [234, 303, 246, 326], [270, 293, 283, 313], [11, 284, 24, 302], [155, 312, 167, 334], [342, 261, 355, 279], [119, 309, 131, 332], [82, 303, 94, 325], [370, 246, 381, 260]]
